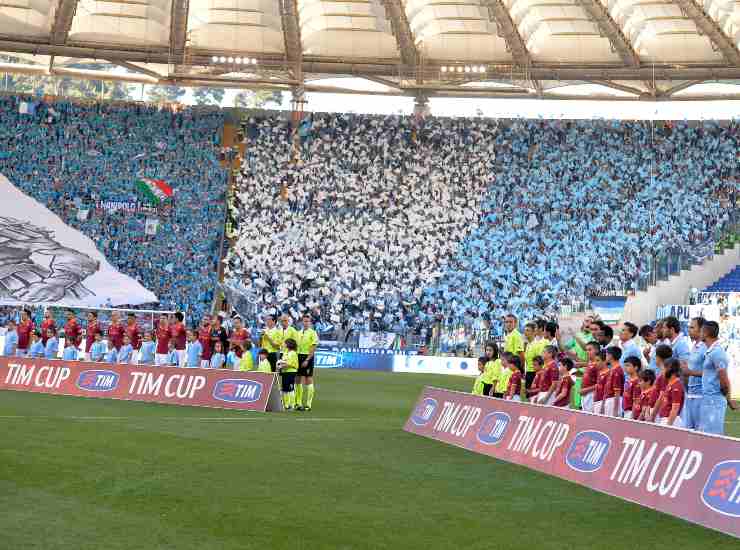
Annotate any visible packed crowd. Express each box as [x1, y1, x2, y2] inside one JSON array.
[[475, 314, 733, 435], [226, 114, 737, 334], [0, 95, 227, 318], [1, 308, 320, 411]]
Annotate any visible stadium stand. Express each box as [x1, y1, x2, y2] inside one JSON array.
[[225, 114, 737, 334], [0, 95, 227, 319], [704, 265, 740, 293]]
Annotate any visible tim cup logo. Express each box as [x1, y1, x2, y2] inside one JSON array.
[[701, 461, 740, 517], [476, 412, 510, 445], [565, 431, 611, 473], [411, 397, 437, 426], [212, 379, 263, 403], [76, 370, 119, 392]]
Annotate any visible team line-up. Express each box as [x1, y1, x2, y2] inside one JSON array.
[[472, 315, 734, 436], [2, 309, 319, 411]]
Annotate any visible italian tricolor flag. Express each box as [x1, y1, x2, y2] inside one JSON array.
[[136, 178, 173, 205]]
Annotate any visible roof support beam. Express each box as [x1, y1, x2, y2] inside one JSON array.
[[673, 0, 740, 65], [586, 79, 644, 95], [50, 0, 79, 45], [169, 0, 190, 63], [108, 60, 163, 80], [482, 0, 531, 68], [383, 0, 418, 76], [280, 0, 303, 78], [574, 0, 640, 66], [659, 79, 705, 96]]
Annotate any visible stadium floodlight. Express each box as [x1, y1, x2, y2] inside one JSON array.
[[228, 57, 234, 63], [464, 66, 471, 73], [251, 58, 258, 65], [219, 56, 226, 63], [441, 66, 447, 73], [212, 56, 218, 63], [235, 57, 242, 64], [456, 66, 463, 73], [479, 65, 486, 73]]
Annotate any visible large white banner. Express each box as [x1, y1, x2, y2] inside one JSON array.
[[358, 331, 396, 349], [656, 303, 720, 323], [0, 174, 158, 307]]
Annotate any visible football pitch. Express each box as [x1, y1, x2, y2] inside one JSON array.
[[1, 370, 738, 550]]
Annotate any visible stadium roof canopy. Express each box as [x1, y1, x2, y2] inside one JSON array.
[[0, 0, 739, 100]]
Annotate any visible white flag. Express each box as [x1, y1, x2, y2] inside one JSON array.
[[0, 173, 158, 307], [145, 218, 159, 235]]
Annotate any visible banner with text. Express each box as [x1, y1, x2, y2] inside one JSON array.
[[0, 357, 281, 412], [393, 355, 478, 377], [358, 331, 397, 349], [405, 387, 740, 539]]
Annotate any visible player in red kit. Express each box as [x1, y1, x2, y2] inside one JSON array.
[[107, 311, 124, 354], [648, 344, 673, 422], [579, 341, 601, 412], [198, 316, 212, 368], [40, 309, 56, 345], [229, 317, 250, 358], [84, 311, 102, 360], [622, 356, 642, 420], [553, 358, 575, 408], [594, 351, 610, 414], [155, 315, 170, 366], [16, 309, 34, 356], [63, 309, 81, 353], [657, 358, 685, 427], [126, 313, 141, 350], [603, 346, 624, 417], [170, 312, 187, 366], [537, 346, 560, 405]]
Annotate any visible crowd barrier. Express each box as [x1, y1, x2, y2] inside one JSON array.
[[404, 387, 740, 538], [0, 357, 282, 412]]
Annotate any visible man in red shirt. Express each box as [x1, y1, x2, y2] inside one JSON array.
[[16, 309, 34, 356], [107, 311, 124, 352], [579, 341, 601, 412], [537, 346, 560, 405], [63, 309, 82, 353], [84, 311, 102, 360], [169, 312, 187, 366], [155, 315, 170, 366], [603, 346, 624, 417], [126, 313, 141, 350], [198, 316, 213, 368], [229, 317, 250, 358], [40, 309, 56, 345]]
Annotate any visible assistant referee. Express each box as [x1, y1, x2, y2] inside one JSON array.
[[295, 314, 319, 411]]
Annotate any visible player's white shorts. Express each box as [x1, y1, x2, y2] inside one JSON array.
[[155, 353, 168, 366], [623, 410, 634, 420], [604, 396, 622, 417], [581, 393, 594, 413], [176, 349, 186, 367]]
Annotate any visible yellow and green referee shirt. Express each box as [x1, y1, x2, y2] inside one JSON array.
[[279, 326, 300, 352], [505, 329, 525, 356], [297, 328, 319, 355], [524, 338, 547, 373], [261, 327, 282, 353]]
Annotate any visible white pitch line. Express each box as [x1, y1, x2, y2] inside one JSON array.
[[0, 415, 354, 422]]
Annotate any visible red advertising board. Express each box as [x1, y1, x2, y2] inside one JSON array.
[[0, 357, 282, 412], [405, 387, 740, 539]]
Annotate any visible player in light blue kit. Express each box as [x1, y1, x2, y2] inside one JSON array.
[[682, 317, 706, 430], [699, 321, 735, 435], [3, 319, 18, 357]]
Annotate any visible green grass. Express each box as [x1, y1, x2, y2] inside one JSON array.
[[1, 370, 738, 550]]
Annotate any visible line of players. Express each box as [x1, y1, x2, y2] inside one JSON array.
[[2, 309, 319, 411], [472, 315, 734, 436]]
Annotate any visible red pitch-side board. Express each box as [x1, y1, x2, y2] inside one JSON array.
[[404, 386, 740, 539], [0, 357, 281, 412]]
